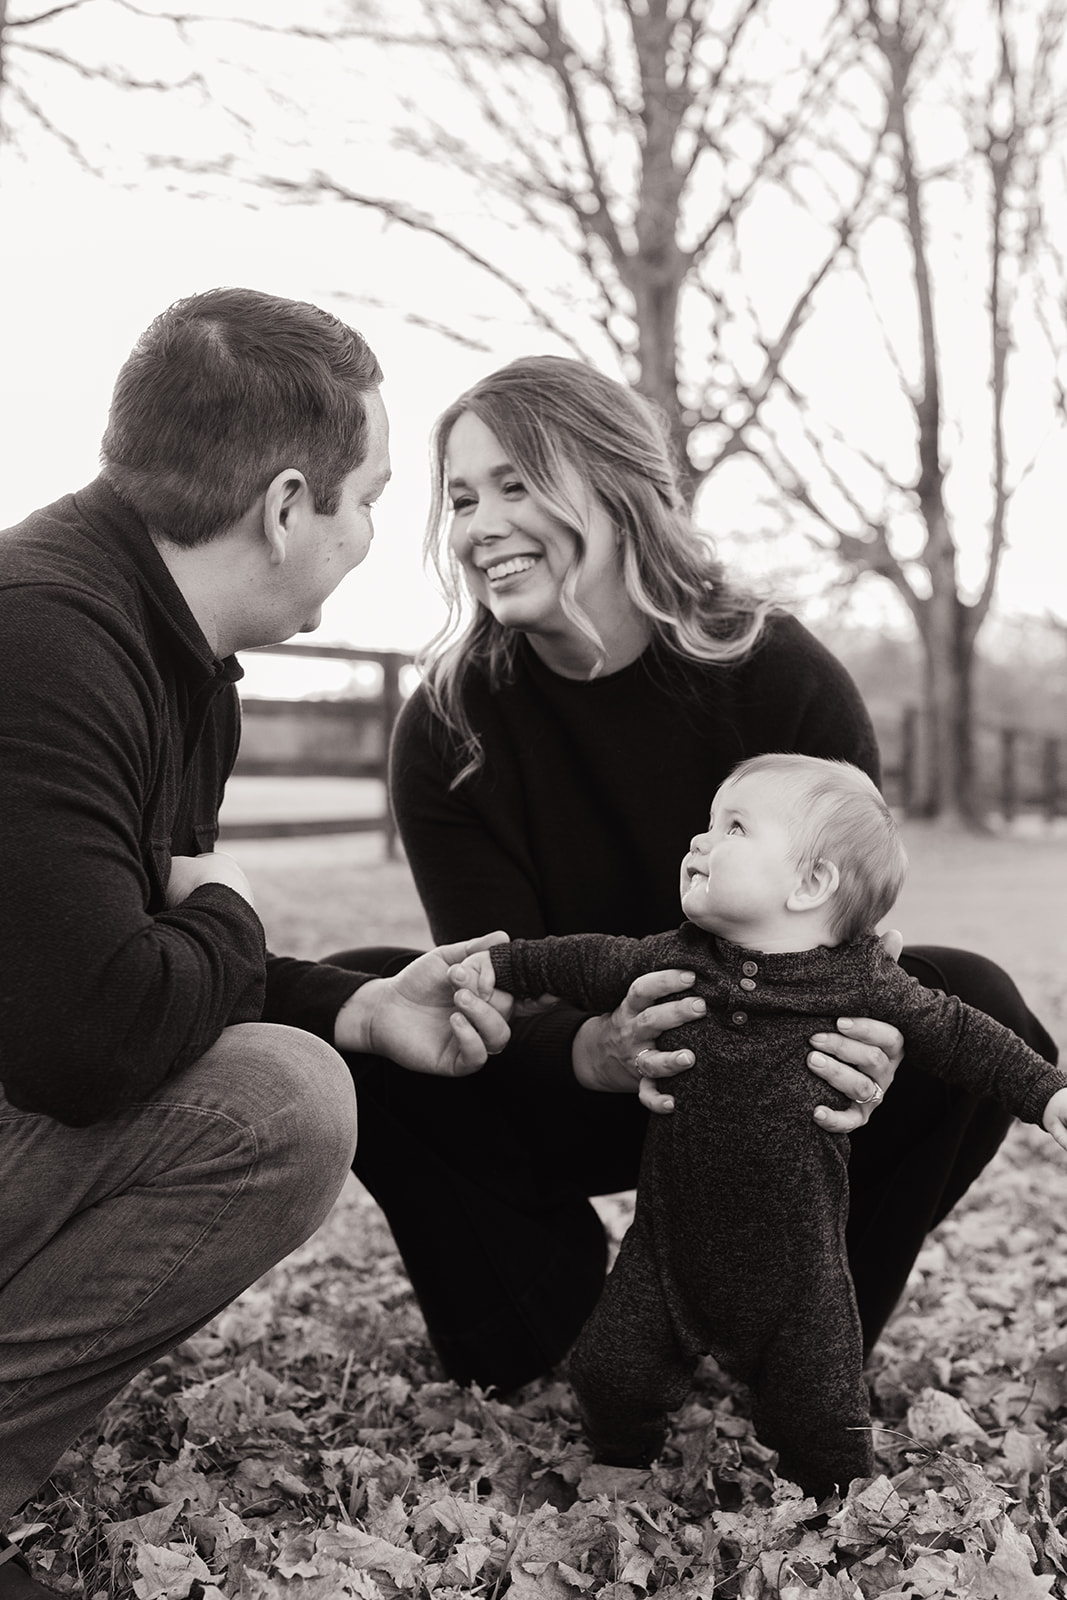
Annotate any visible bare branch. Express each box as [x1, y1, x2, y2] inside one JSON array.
[[254, 168, 597, 361]]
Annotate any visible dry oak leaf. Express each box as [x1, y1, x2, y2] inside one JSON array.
[[904, 1388, 989, 1447]]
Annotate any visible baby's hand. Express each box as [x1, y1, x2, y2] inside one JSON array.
[[447, 948, 499, 1002], [1042, 1087, 1067, 1153]]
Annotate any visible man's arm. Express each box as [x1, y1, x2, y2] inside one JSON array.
[[0, 586, 268, 1125]]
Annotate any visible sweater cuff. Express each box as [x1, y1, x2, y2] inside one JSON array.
[[1018, 1064, 1067, 1127], [263, 954, 373, 1046]]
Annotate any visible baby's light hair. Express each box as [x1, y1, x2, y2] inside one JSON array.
[[725, 754, 908, 942]]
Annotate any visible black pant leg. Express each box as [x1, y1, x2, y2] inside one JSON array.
[[568, 1210, 694, 1466], [846, 945, 1058, 1354]]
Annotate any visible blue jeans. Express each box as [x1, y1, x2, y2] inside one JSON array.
[[0, 1023, 357, 1516]]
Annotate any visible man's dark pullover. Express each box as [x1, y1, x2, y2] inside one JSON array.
[[490, 926, 1067, 1496], [0, 479, 367, 1127]]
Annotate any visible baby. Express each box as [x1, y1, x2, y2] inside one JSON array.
[[449, 753, 1067, 1499]]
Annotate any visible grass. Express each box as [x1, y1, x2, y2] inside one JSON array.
[[11, 820, 1067, 1597]]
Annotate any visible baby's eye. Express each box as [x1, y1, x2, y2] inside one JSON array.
[[726, 820, 745, 835]]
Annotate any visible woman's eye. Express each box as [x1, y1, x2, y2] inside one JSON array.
[[502, 480, 526, 498], [450, 495, 475, 514]]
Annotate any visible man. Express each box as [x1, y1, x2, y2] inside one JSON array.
[[0, 287, 509, 1597]]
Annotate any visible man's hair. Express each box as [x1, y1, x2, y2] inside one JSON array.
[[100, 287, 383, 547], [728, 753, 908, 942]]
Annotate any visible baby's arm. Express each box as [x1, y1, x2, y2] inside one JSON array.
[[488, 932, 677, 1015], [882, 960, 1067, 1129]]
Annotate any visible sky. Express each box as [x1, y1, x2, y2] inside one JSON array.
[[1, 0, 1064, 698]]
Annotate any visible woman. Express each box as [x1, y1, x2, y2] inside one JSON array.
[[334, 356, 1057, 1395]]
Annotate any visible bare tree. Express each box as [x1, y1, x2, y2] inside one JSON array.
[[751, 0, 1067, 821], [250, 0, 1063, 823], [0, 0, 207, 171], [229, 0, 879, 504], [10, 0, 1064, 821]]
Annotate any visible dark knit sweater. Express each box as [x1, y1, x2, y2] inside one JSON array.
[[390, 617, 881, 1078], [489, 925, 1067, 1491], [0, 479, 368, 1127]]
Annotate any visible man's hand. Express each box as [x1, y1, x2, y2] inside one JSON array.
[[808, 928, 905, 1131], [166, 852, 255, 910], [335, 932, 512, 1076]]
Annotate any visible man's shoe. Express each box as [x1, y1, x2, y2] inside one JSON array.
[[0, 1537, 58, 1598]]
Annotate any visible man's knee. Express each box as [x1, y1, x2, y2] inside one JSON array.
[[175, 1023, 358, 1250]]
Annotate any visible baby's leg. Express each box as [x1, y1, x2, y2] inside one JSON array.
[[568, 1214, 694, 1466], [749, 1295, 873, 1500]]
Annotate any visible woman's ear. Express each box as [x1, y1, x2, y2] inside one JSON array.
[[787, 858, 840, 912], [261, 469, 309, 565]]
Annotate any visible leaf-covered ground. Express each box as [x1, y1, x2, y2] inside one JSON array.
[[11, 823, 1067, 1599]]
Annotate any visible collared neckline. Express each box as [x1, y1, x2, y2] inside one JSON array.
[[71, 478, 244, 687]]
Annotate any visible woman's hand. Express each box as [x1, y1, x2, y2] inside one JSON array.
[[808, 928, 905, 1131], [572, 968, 703, 1115]]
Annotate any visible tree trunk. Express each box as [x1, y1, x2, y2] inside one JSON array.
[[914, 596, 981, 827]]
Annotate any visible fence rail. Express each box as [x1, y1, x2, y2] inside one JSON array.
[[879, 707, 1067, 822], [223, 647, 1067, 846], [222, 643, 414, 855]]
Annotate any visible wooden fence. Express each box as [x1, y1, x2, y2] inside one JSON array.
[[222, 646, 1067, 847], [222, 642, 414, 855], [879, 707, 1067, 822]]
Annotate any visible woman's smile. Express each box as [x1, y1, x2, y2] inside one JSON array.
[[482, 553, 540, 586], [444, 409, 644, 676]]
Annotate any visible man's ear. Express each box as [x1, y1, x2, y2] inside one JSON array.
[[261, 469, 310, 566], [787, 858, 840, 912]]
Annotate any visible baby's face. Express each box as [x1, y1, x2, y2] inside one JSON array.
[[679, 773, 800, 941]]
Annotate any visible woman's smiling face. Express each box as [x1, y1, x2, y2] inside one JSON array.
[[444, 409, 625, 649]]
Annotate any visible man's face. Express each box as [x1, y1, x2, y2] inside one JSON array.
[[291, 388, 392, 635]]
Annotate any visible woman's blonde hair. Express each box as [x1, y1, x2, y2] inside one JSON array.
[[420, 355, 771, 782]]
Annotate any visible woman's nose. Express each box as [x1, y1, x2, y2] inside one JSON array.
[[467, 499, 506, 543]]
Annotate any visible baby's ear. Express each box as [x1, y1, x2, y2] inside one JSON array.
[[787, 858, 840, 912]]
